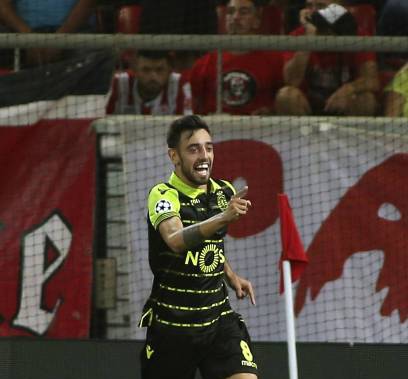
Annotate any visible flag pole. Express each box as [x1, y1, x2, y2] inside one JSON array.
[[283, 260, 299, 379]]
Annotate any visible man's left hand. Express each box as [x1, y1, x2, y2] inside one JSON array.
[[227, 273, 256, 305]]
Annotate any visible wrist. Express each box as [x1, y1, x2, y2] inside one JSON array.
[[219, 210, 232, 226]]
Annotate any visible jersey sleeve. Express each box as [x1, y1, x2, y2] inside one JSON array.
[[148, 184, 181, 229], [385, 67, 408, 96]]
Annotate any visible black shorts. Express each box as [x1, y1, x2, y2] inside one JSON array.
[[140, 312, 258, 379]]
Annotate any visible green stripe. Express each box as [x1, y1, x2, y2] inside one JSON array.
[[182, 220, 197, 224], [158, 251, 180, 258], [152, 297, 228, 311], [159, 283, 223, 294], [154, 212, 179, 228], [159, 269, 224, 277], [155, 310, 233, 328]]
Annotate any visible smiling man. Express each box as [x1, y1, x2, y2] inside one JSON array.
[[139, 115, 258, 379]]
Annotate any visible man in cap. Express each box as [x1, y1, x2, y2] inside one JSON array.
[[275, 1, 379, 116]]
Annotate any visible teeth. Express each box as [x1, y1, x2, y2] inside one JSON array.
[[196, 163, 209, 169]]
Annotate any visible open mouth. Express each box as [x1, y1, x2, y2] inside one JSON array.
[[194, 162, 210, 177]]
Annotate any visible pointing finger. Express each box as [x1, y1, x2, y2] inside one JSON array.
[[234, 186, 248, 199]]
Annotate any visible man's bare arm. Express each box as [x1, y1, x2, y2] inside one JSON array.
[[349, 60, 380, 94], [284, 51, 311, 87], [159, 187, 251, 253], [283, 22, 315, 87], [57, 0, 96, 33], [224, 259, 256, 305], [0, 0, 31, 32]]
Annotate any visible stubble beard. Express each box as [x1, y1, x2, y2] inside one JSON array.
[[180, 160, 212, 187]]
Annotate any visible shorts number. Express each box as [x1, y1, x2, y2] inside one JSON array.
[[240, 340, 253, 362]]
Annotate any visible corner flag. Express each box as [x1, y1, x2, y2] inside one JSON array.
[[278, 193, 308, 294]]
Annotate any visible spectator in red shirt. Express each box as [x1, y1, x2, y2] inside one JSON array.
[[107, 50, 192, 115], [275, 1, 379, 116], [190, 0, 283, 115]]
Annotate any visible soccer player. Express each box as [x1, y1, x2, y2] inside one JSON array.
[[139, 115, 258, 379]]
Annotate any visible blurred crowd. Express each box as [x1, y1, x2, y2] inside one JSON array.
[[0, 0, 407, 117]]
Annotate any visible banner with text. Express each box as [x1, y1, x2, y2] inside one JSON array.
[[0, 121, 96, 337]]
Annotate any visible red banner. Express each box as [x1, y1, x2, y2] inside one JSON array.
[[0, 120, 95, 337]]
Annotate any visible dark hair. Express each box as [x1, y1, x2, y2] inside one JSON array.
[[309, 8, 357, 36], [138, 50, 171, 61], [167, 115, 211, 148]]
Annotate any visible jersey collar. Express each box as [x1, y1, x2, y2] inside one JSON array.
[[168, 172, 222, 199]]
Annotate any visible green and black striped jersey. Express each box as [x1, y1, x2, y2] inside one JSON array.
[[141, 172, 236, 331]]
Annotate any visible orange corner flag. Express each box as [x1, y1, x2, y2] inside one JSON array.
[[278, 193, 308, 294]]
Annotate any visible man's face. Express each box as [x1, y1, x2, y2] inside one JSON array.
[[170, 129, 214, 188], [135, 56, 171, 100], [225, 0, 260, 35]]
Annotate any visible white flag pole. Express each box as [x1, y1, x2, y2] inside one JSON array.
[[283, 260, 299, 379]]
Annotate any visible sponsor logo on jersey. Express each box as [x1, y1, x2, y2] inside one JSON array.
[[158, 187, 170, 195], [241, 360, 258, 369]]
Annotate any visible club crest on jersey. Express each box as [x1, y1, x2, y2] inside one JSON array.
[[155, 199, 172, 214], [216, 190, 228, 211]]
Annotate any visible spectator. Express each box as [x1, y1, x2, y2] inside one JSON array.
[[275, 1, 379, 116], [107, 50, 192, 115], [190, 0, 283, 115], [0, 0, 96, 67], [384, 62, 408, 117]]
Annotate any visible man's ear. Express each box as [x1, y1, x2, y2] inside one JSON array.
[[168, 148, 180, 166]]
